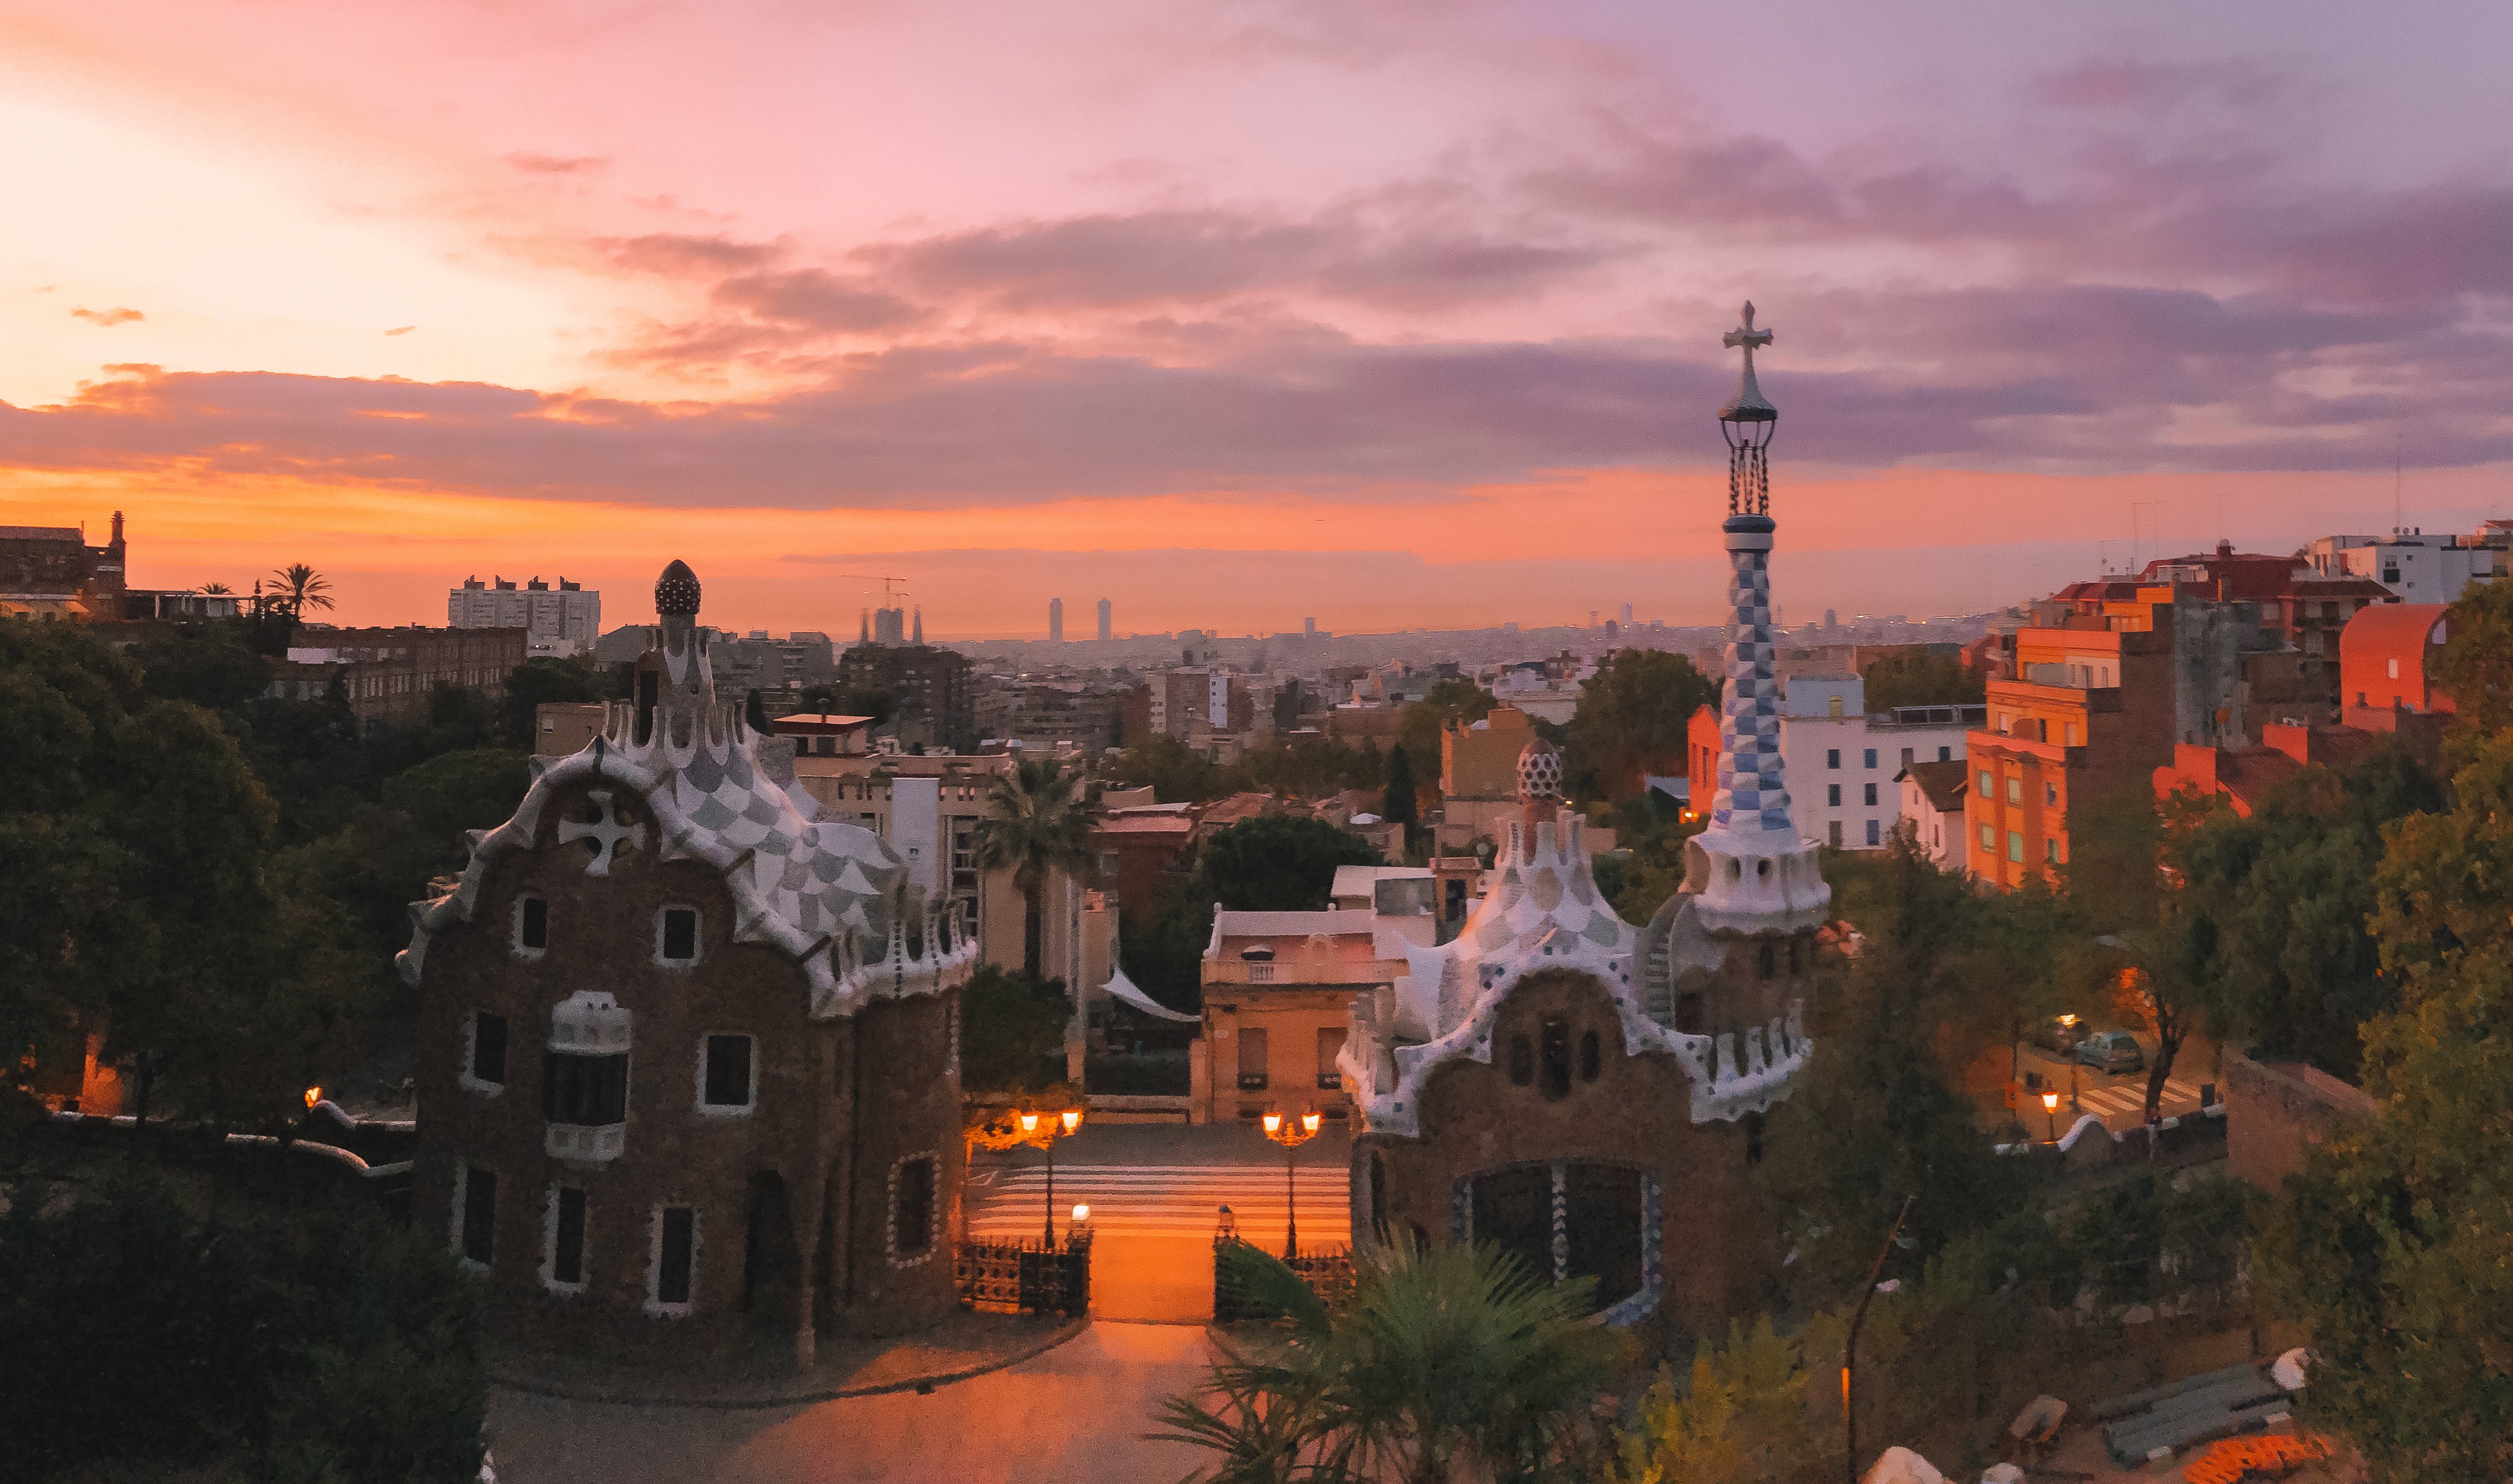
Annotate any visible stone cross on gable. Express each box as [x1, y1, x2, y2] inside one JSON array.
[[559, 788, 647, 876], [1723, 300, 1772, 368]]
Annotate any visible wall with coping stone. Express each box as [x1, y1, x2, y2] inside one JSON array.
[[2222, 1045, 2376, 1193]]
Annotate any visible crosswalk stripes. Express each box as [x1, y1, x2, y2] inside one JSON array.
[[966, 1163, 1352, 1242], [2068, 1077, 2206, 1121]]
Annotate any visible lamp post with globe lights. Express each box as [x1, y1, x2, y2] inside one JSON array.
[[1261, 1107, 1323, 1259], [1017, 1106, 1084, 1246]]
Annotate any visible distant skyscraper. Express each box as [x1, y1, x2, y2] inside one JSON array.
[[449, 574, 600, 656], [1823, 608, 1838, 630], [1049, 597, 1064, 642], [1304, 616, 1317, 638], [1620, 602, 1634, 624], [1096, 598, 1111, 642]]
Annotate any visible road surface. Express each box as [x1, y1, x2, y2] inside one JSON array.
[[487, 1321, 1219, 1484]]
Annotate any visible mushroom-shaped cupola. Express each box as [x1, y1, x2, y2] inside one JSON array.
[[655, 559, 702, 616]]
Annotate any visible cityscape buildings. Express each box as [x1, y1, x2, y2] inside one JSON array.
[[449, 575, 601, 656]]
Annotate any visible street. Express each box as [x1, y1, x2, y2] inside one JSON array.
[[486, 1321, 1217, 1484]]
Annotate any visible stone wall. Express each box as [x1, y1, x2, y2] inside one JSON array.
[[1354, 967, 1791, 1353], [2222, 1046, 2376, 1192]]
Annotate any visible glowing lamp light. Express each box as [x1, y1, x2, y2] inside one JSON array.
[[1071, 1203, 1090, 1225], [2041, 1091, 2060, 1112], [1262, 1111, 1283, 1134], [303, 1086, 321, 1110], [1300, 1111, 1322, 1135], [1060, 1108, 1083, 1135], [1019, 1111, 1040, 1135]]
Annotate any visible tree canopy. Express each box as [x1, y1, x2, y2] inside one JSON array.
[[1199, 814, 1384, 912], [2257, 727, 2513, 1481], [1563, 649, 1717, 803], [1859, 650, 1986, 711]]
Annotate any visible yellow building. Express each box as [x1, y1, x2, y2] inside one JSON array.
[[1195, 909, 1406, 1125], [1441, 705, 1538, 799]]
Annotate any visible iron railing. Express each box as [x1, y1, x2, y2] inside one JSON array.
[[957, 1233, 1091, 1318], [1212, 1236, 1356, 1324]]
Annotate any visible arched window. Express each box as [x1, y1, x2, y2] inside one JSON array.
[[1745, 1111, 1766, 1166], [1579, 1030, 1601, 1082], [1757, 942, 1776, 979], [1539, 1017, 1571, 1100]]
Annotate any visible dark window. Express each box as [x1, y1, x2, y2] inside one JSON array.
[[1578, 1029, 1601, 1082], [471, 1012, 508, 1085], [1539, 1017, 1571, 1100], [461, 1166, 497, 1265], [1564, 1163, 1645, 1311], [1866, 819, 1881, 847], [1827, 783, 1841, 806], [519, 896, 548, 950], [544, 1052, 629, 1126], [661, 908, 699, 961], [702, 1035, 753, 1107], [1758, 942, 1777, 979], [1863, 782, 1878, 807], [552, 1186, 586, 1284], [1507, 1035, 1533, 1085], [1826, 748, 1840, 769], [1745, 1111, 1766, 1166], [1938, 746, 1951, 763], [893, 1157, 935, 1256], [1316, 1027, 1346, 1090], [1676, 993, 1703, 1034], [1236, 1026, 1269, 1091], [657, 1207, 695, 1305], [1470, 1165, 1553, 1283]]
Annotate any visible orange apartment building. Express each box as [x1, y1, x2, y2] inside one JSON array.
[[1965, 547, 2394, 889]]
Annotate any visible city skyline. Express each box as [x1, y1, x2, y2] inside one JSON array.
[[6, 3, 2510, 636]]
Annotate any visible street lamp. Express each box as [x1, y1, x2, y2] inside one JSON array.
[[1262, 1107, 1324, 1259], [2042, 1089, 2061, 1143], [1842, 1194, 1915, 1484], [1018, 1106, 1085, 1247]]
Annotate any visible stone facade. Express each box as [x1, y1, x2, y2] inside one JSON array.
[[1343, 308, 1826, 1354], [404, 561, 975, 1365], [2222, 1047, 2377, 1194]]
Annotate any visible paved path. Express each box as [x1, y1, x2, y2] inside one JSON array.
[[487, 1321, 1219, 1484], [2071, 1074, 2208, 1126]]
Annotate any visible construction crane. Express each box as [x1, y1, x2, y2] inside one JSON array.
[[822, 572, 911, 606]]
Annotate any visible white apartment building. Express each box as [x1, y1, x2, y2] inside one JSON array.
[[1780, 675, 1984, 851], [449, 575, 601, 656], [2304, 529, 2507, 602]]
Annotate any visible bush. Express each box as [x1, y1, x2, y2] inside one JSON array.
[[0, 1179, 485, 1482]]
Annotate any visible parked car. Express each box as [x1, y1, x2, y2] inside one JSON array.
[[2076, 1030, 2146, 1074], [2028, 1014, 2087, 1054]]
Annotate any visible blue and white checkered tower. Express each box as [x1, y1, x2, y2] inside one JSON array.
[[1682, 303, 1832, 933]]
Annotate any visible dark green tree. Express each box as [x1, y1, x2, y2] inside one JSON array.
[[1199, 814, 1383, 912], [0, 1178, 486, 1481], [2255, 729, 2513, 1481], [1106, 732, 1224, 802], [1120, 878, 1218, 1016], [2169, 739, 2445, 1077], [1564, 649, 1717, 804], [956, 963, 1074, 1093], [1767, 831, 2034, 1292], [2432, 572, 2513, 733], [495, 655, 605, 748], [1859, 651, 1986, 711]]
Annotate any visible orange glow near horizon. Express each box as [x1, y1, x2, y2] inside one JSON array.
[[10, 459, 2505, 639]]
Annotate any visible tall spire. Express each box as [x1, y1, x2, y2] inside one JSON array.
[[859, 607, 870, 645], [912, 606, 924, 644], [1681, 303, 1830, 933]]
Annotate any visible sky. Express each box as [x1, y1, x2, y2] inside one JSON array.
[[4, 1, 2510, 639]]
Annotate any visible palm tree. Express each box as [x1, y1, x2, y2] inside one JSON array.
[[972, 757, 1092, 984], [200, 581, 232, 594], [1154, 1237, 1631, 1484], [269, 563, 334, 613]]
